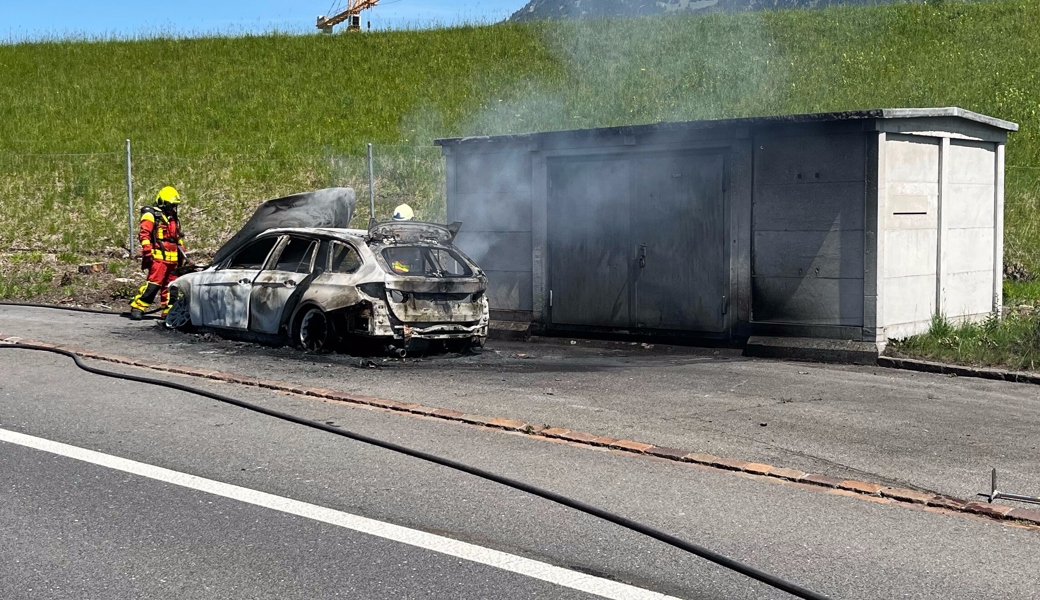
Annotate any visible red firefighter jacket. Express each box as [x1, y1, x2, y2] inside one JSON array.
[[139, 206, 184, 264]]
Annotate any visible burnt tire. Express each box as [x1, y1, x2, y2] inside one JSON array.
[[296, 307, 332, 353], [164, 295, 195, 332]]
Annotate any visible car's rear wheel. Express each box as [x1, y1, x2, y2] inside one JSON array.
[[164, 294, 195, 332], [297, 307, 332, 353]]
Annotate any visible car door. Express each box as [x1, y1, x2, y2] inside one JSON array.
[[195, 235, 281, 330], [249, 235, 318, 334]]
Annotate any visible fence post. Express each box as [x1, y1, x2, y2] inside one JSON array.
[[368, 142, 375, 228], [125, 139, 134, 254]]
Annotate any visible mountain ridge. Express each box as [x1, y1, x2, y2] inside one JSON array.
[[510, 0, 912, 21]]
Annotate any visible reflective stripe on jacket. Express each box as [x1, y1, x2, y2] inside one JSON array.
[[139, 206, 184, 263]]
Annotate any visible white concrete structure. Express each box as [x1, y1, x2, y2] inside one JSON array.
[[436, 108, 1016, 347], [878, 131, 1005, 339]]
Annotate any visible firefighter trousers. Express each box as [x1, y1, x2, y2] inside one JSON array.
[[131, 261, 178, 315]]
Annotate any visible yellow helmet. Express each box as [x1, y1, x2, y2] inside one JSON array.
[[156, 186, 181, 205], [392, 203, 414, 221]]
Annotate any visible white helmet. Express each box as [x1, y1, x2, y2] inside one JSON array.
[[392, 204, 414, 221]]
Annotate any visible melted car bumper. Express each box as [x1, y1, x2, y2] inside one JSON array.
[[402, 322, 488, 339], [363, 297, 489, 340]]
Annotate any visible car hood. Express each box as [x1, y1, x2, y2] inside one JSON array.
[[212, 187, 357, 265]]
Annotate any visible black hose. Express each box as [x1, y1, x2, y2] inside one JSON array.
[[0, 301, 165, 316], [0, 342, 833, 600], [0, 301, 120, 315]]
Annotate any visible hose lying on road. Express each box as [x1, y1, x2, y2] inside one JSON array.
[[0, 301, 121, 315], [0, 341, 832, 600], [0, 301, 168, 317]]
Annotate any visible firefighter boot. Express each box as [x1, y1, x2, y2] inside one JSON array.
[[159, 286, 174, 319], [130, 282, 162, 319]]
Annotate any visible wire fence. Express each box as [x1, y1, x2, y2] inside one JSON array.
[[0, 143, 446, 259], [1003, 165, 1040, 274], [2, 145, 1039, 270]]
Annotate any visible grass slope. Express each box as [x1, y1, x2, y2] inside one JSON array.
[[1, 0, 1040, 313]]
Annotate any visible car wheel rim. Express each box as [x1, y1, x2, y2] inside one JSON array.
[[299, 309, 328, 352], [165, 298, 191, 329]]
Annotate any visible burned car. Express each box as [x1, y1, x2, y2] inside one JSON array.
[[164, 221, 489, 355]]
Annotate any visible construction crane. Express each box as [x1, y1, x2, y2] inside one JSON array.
[[317, 0, 379, 33]]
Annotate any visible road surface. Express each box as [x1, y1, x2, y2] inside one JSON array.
[[2, 333, 1039, 599]]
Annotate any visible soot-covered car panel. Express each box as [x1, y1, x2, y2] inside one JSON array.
[[166, 223, 489, 352]]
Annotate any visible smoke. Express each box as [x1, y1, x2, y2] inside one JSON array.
[[404, 11, 782, 142], [533, 12, 781, 127], [400, 11, 783, 276]]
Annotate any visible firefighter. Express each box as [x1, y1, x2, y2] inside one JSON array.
[[392, 203, 414, 221], [129, 186, 189, 321], [389, 204, 418, 273]]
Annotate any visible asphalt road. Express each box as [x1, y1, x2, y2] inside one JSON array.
[[1, 441, 610, 600], [2, 342, 1040, 599], [1, 305, 1038, 500]]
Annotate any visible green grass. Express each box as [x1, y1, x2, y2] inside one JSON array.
[[2, 0, 1039, 262], [889, 313, 1040, 371], [1004, 279, 1040, 306], [0, 267, 55, 299], [2, 1, 1040, 264], [7, 251, 43, 264]]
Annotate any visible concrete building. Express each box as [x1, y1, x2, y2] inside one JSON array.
[[435, 108, 1016, 351]]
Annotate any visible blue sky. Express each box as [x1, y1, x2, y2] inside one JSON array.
[[2, 1, 524, 41]]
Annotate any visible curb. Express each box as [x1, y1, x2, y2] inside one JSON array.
[[3, 332, 1038, 529], [745, 336, 880, 365], [879, 356, 1040, 385]]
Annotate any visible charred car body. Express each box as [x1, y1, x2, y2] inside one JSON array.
[[165, 221, 489, 354]]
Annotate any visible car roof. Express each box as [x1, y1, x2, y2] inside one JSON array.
[[258, 227, 369, 242], [256, 226, 458, 249]]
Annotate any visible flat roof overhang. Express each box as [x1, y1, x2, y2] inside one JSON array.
[[435, 107, 1018, 148]]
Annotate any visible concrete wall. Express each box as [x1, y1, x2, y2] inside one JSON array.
[[941, 140, 997, 320], [880, 134, 940, 339], [878, 135, 1000, 339], [751, 131, 866, 329]]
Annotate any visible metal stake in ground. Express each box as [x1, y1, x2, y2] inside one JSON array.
[[368, 142, 375, 228], [125, 139, 134, 254], [982, 468, 1040, 506]]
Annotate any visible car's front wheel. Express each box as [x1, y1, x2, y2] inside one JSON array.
[[296, 306, 332, 353], [164, 294, 195, 332]]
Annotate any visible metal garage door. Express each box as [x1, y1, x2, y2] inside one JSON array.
[[547, 157, 633, 328], [548, 152, 727, 333]]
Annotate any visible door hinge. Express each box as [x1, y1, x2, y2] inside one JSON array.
[[722, 295, 728, 315], [549, 289, 553, 308]]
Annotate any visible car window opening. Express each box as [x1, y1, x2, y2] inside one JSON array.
[[330, 242, 363, 274], [274, 237, 314, 272], [296, 242, 318, 274], [229, 237, 278, 270], [382, 246, 471, 277]]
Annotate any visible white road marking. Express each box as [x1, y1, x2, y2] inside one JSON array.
[[0, 427, 682, 600]]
